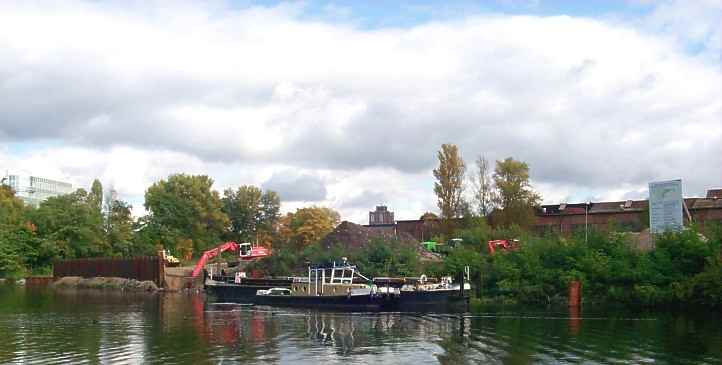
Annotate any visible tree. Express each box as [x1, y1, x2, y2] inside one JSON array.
[[278, 206, 340, 247], [0, 185, 26, 227], [223, 186, 262, 241], [105, 199, 135, 257], [143, 174, 229, 255], [259, 190, 281, 235], [0, 185, 36, 277], [29, 188, 109, 259], [433, 143, 466, 220], [89, 179, 103, 213], [470, 155, 494, 216], [492, 157, 541, 228], [222, 186, 281, 243]]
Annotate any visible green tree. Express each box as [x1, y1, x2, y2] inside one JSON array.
[[433, 144, 466, 221], [222, 186, 280, 243], [354, 238, 420, 277], [89, 179, 103, 213], [259, 190, 281, 235], [0, 186, 36, 277], [105, 199, 135, 256], [0, 185, 26, 227], [492, 157, 541, 229], [143, 174, 229, 255], [29, 188, 108, 259]]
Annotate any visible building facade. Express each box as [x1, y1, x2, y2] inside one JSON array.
[[369, 205, 395, 226], [3, 174, 73, 207], [363, 188, 722, 242], [533, 189, 722, 236]]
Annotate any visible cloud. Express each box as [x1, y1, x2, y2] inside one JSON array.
[[0, 1, 720, 222], [643, 0, 722, 61], [340, 190, 389, 210], [262, 170, 328, 202]]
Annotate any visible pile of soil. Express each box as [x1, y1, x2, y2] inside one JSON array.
[[52, 276, 159, 292], [320, 221, 419, 251]]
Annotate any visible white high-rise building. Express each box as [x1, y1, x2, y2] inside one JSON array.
[[2, 173, 73, 207]]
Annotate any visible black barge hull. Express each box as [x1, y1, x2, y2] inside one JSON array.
[[207, 283, 468, 311], [253, 294, 397, 311], [399, 289, 469, 311]]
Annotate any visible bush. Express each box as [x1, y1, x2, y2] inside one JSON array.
[[478, 227, 721, 306]]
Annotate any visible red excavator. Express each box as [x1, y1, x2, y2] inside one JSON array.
[[191, 242, 271, 278], [487, 239, 520, 255]]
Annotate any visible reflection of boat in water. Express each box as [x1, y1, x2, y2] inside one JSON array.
[[205, 260, 470, 311]]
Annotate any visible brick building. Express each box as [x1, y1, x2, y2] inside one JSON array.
[[533, 189, 722, 235], [363, 188, 722, 241], [366, 206, 395, 236], [369, 205, 394, 225]]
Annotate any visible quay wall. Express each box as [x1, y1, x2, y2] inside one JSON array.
[[53, 256, 164, 287]]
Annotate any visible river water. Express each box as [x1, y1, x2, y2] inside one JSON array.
[[0, 286, 720, 364]]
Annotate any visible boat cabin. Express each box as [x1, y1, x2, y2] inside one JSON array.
[[289, 260, 372, 297]]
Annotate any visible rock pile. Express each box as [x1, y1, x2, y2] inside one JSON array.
[[52, 276, 159, 291]]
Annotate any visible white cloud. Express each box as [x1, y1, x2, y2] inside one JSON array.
[[0, 1, 720, 223]]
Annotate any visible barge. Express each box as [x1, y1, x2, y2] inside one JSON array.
[[205, 260, 470, 311]]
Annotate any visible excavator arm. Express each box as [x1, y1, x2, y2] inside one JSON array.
[[191, 241, 272, 278], [191, 241, 239, 278]]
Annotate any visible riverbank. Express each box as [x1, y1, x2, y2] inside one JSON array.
[[51, 276, 160, 291]]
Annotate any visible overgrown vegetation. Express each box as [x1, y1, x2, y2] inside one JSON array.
[[0, 174, 338, 278], [432, 220, 722, 307], [251, 237, 421, 279], [2, 143, 719, 309]]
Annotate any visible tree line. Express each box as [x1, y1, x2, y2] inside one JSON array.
[[429, 143, 721, 307], [0, 174, 340, 277], [432, 143, 541, 229]]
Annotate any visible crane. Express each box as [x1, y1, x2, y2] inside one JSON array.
[[487, 239, 520, 255], [191, 241, 270, 278]]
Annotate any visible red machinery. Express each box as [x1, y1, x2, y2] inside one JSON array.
[[191, 242, 271, 278], [487, 239, 520, 255]]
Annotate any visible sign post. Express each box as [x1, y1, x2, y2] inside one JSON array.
[[649, 179, 683, 234]]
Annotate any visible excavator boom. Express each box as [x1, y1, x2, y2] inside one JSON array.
[[191, 241, 239, 278], [191, 241, 271, 278]]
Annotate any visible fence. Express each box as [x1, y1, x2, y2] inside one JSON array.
[[53, 256, 163, 286]]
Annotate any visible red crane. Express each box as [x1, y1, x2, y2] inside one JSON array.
[[487, 239, 520, 255], [191, 242, 271, 278]]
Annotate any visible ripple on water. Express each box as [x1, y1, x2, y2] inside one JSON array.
[[1, 288, 721, 364]]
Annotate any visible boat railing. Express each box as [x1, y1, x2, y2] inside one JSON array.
[[304, 260, 371, 296]]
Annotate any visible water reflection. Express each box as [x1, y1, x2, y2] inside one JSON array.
[[0, 286, 720, 364]]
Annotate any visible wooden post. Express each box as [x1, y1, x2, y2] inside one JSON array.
[[568, 280, 581, 307], [157, 250, 166, 288]]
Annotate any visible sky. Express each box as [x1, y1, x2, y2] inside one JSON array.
[[0, 0, 720, 223]]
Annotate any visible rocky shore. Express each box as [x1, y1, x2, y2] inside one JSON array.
[[52, 276, 159, 292]]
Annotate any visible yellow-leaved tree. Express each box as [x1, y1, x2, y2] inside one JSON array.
[[492, 157, 541, 229], [433, 143, 466, 220], [278, 207, 340, 247]]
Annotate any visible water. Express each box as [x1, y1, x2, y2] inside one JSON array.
[[1, 286, 720, 364]]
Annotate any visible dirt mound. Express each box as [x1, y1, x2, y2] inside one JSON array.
[[320, 221, 419, 250]]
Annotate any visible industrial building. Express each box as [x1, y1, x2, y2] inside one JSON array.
[[534, 189, 722, 236], [365, 188, 722, 241], [2, 173, 73, 207]]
